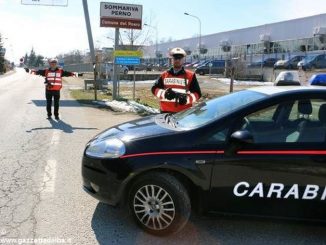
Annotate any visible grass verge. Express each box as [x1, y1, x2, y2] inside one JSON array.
[[69, 88, 160, 110]]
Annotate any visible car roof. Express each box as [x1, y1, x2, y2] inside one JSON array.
[[248, 86, 326, 96]]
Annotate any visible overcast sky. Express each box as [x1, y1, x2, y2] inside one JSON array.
[[1, 0, 326, 63]]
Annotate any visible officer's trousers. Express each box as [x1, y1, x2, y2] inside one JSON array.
[[45, 90, 60, 117]]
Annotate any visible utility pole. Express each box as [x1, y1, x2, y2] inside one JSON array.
[[82, 0, 97, 100], [112, 28, 119, 100]]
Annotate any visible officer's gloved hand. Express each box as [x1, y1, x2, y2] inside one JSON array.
[[164, 88, 176, 100], [24, 68, 29, 73], [177, 93, 187, 105]]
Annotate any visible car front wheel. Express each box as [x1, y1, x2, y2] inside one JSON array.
[[129, 172, 191, 236]]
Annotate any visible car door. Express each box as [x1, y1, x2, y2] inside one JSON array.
[[209, 97, 326, 220]]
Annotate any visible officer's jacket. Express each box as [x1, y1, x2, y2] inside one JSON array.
[[151, 67, 202, 113], [34, 68, 74, 91]]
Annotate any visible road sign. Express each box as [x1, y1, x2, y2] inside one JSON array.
[[21, 0, 68, 6], [100, 2, 142, 30], [115, 57, 140, 65], [114, 50, 143, 57]]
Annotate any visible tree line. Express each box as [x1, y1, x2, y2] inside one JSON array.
[[0, 34, 5, 73], [23, 48, 45, 68]]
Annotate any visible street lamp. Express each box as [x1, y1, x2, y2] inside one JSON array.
[[184, 12, 201, 59], [144, 23, 158, 59]]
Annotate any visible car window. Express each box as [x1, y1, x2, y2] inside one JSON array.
[[207, 126, 229, 143], [288, 100, 323, 121], [240, 99, 326, 143], [304, 55, 317, 62]]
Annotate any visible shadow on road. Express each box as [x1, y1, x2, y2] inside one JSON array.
[[26, 119, 98, 134], [31, 99, 98, 107], [91, 203, 326, 245]]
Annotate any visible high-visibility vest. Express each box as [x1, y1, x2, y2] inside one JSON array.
[[45, 68, 63, 91], [154, 70, 200, 113]]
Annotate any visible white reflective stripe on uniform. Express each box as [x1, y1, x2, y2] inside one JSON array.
[[187, 96, 191, 104], [47, 77, 55, 81], [160, 98, 178, 102], [171, 88, 186, 94], [54, 78, 62, 81], [160, 89, 166, 99], [190, 93, 197, 102], [51, 83, 62, 86], [47, 72, 61, 76], [156, 89, 165, 99]]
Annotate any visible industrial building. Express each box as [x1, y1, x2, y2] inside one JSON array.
[[143, 13, 326, 61]]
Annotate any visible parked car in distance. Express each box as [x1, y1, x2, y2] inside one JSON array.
[[274, 71, 301, 86], [297, 54, 326, 70], [134, 63, 153, 71], [185, 60, 200, 68], [82, 86, 326, 236], [100, 63, 128, 78], [274, 55, 305, 69], [309, 73, 326, 86], [192, 60, 210, 68], [249, 58, 279, 68], [195, 60, 225, 75]]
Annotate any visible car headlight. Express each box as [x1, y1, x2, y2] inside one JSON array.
[[85, 138, 126, 158]]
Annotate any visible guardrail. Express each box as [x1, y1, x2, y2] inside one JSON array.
[[84, 79, 107, 90]]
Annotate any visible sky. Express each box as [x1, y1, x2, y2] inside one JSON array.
[[1, 0, 326, 63]]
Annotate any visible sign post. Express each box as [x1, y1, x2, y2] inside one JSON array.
[[208, 62, 212, 78], [114, 50, 142, 100], [100, 2, 143, 100]]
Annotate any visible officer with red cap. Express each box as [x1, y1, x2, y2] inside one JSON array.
[[151, 47, 201, 113]]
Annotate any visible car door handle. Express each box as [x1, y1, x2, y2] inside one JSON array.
[[195, 160, 206, 165]]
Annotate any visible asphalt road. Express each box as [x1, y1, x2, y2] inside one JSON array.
[[0, 69, 326, 245]]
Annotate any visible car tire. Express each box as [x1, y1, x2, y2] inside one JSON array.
[[199, 71, 205, 75], [128, 172, 191, 236]]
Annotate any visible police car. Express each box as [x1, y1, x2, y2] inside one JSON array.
[[82, 86, 326, 236]]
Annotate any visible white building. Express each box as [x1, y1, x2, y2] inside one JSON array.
[[143, 14, 326, 60]]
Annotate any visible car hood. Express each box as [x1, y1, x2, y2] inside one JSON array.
[[275, 60, 288, 65], [92, 115, 174, 143], [297, 60, 306, 66]]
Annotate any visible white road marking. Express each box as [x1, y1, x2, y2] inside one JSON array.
[[43, 159, 57, 193], [43, 130, 61, 193], [50, 130, 61, 145]]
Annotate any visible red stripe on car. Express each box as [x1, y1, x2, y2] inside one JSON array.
[[238, 150, 326, 155], [120, 150, 224, 159]]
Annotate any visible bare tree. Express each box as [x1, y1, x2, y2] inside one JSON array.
[[224, 54, 247, 93]]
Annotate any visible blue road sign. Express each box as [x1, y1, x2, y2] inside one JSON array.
[[115, 56, 140, 65]]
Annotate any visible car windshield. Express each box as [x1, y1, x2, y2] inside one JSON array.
[[173, 90, 266, 129], [303, 55, 318, 62]]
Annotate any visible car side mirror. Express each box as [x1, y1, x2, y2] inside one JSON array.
[[230, 130, 254, 144], [225, 130, 253, 156]]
